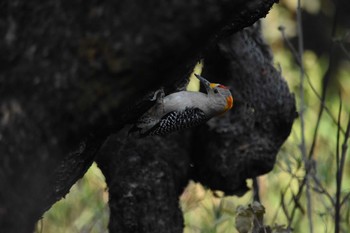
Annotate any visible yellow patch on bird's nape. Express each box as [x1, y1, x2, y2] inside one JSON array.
[[210, 83, 219, 88]]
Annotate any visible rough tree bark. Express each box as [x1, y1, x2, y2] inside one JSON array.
[[0, 0, 295, 233]]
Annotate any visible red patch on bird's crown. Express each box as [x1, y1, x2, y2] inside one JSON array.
[[217, 84, 229, 89]]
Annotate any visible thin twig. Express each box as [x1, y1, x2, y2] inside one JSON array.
[[340, 192, 350, 207], [287, 176, 307, 228], [308, 0, 340, 162], [281, 192, 292, 223], [296, 1, 313, 232], [338, 42, 350, 60], [272, 170, 302, 225], [278, 0, 342, 229], [278, 25, 301, 67], [334, 95, 342, 233], [271, 174, 294, 224], [335, 112, 350, 233], [311, 175, 335, 206], [278, 27, 345, 135], [304, 75, 345, 136], [252, 177, 261, 203]]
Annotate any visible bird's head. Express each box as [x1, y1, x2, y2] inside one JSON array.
[[194, 74, 234, 113]]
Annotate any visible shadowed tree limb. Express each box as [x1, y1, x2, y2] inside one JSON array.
[[0, 1, 294, 233]]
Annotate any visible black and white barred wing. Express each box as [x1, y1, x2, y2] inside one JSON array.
[[144, 108, 207, 136]]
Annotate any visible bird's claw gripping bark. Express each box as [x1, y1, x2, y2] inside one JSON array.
[[150, 88, 165, 104]]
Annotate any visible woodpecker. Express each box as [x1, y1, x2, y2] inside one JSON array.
[[130, 74, 233, 137]]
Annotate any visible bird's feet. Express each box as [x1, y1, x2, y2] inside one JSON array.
[[150, 88, 165, 104]]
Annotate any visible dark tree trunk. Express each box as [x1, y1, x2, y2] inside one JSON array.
[[0, 0, 295, 233]]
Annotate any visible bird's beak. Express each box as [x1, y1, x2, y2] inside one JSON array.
[[194, 74, 211, 92]]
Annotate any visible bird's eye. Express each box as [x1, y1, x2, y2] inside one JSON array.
[[213, 89, 218, 94]]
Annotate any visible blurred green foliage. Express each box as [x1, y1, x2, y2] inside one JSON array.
[[36, 163, 109, 233], [37, 0, 350, 232]]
